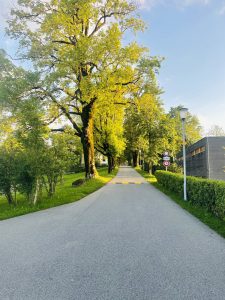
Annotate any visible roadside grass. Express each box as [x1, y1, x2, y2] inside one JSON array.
[[0, 168, 117, 221], [136, 167, 225, 239]]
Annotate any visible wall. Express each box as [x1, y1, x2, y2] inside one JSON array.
[[208, 137, 225, 181]]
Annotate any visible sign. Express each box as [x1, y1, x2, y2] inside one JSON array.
[[162, 151, 171, 170], [163, 156, 170, 161], [163, 161, 170, 167]]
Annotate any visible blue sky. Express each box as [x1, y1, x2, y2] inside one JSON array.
[[0, 0, 225, 133], [134, 0, 225, 133]]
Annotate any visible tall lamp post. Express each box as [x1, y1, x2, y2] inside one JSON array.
[[139, 150, 141, 167], [179, 107, 188, 201]]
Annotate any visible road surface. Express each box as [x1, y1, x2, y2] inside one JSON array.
[[1, 167, 225, 299]]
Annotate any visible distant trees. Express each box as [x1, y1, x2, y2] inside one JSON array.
[[168, 106, 202, 145], [94, 101, 125, 173], [206, 125, 225, 137], [124, 101, 202, 173]]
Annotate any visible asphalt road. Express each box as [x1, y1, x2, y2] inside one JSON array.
[[1, 167, 225, 300]]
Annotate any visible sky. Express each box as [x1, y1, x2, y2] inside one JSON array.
[[0, 0, 225, 134]]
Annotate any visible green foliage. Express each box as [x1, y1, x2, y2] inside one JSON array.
[[0, 148, 19, 204], [155, 171, 225, 221], [42, 132, 82, 196], [0, 60, 82, 204], [214, 183, 225, 219], [0, 168, 117, 221], [16, 155, 37, 201], [168, 105, 202, 148], [94, 100, 125, 172], [7, 0, 148, 177], [124, 91, 172, 170], [124, 100, 203, 171], [155, 171, 183, 196]]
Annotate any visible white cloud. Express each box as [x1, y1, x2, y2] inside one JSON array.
[[0, 0, 18, 27], [1, 0, 211, 19]]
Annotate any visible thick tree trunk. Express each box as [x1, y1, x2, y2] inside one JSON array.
[[112, 157, 115, 170], [148, 162, 153, 175], [132, 150, 138, 167], [107, 155, 113, 174], [81, 104, 98, 179]]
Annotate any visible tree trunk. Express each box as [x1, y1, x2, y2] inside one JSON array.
[[33, 178, 40, 205], [128, 157, 132, 166], [148, 162, 153, 175], [107, 155, 113, 174], [5, 190, 13, 205], [132, 150, 138, 167], [112, 157, 115, 170], [48, 180, 54, 197], [81, 104, 98, 179]]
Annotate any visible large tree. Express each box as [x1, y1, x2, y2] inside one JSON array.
[[94, 100, 125, 173], [124, 57, 163, 168], [7, 0, 146, 178]]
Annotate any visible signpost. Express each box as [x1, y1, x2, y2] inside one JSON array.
[[162, 151, 171, 171]]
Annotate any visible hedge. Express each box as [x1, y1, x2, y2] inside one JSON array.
[[155, 171, 225, 221]]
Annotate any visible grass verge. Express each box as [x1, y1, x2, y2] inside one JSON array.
[[136, 167, 225, 239], [0, 168, 118, 221]]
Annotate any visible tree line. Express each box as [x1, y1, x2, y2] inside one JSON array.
[[0, 0, 202, 205]]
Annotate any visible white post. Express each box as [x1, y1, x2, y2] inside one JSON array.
[[182, 119, 187, 201], [142, 150, 145, 171]]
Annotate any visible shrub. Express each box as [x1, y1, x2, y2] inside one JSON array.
[[214, 182, 225, 219], [155, 171, 225, 221], [155, 171, 183, 196], [0, 151, 18, 204]]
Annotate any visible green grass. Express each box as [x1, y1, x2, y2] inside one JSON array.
[[0, 168, 118, 221], [136, 167, 225, 239]]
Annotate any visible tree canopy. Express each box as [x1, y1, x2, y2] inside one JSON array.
[[0, 0, 204, 206]]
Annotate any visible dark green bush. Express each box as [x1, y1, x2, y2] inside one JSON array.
[[155, 171, 225, 221], [155, 171, 183, 196], [214, 182, 225, 219]]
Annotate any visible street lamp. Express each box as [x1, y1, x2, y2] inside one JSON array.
[[179, 107, 188, 201], [139, 149, 141, 167]]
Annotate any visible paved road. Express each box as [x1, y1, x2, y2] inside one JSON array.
[[1, 167, 225, 300]]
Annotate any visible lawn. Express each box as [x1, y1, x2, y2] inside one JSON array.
[[0, 168, 117, 221], [136, 167, 225, 239]]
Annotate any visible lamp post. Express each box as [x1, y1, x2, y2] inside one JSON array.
[[142, 150, 145, 171], [139, 150, 141, 167], [179, 107, 188, 201]]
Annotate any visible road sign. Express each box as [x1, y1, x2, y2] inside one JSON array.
[[163, 161, 170, 167], [163, 151, 169, 156], [163, 156, 170, 161]]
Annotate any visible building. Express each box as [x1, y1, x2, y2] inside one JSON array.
[[178, 137, 225, 181]]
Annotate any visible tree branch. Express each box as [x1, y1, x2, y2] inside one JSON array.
[[45, 112, 63, 125]]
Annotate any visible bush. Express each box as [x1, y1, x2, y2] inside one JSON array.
[[155, 171, 183, 196], [155, 171, 225, 221], [214, 182, 225, 219]]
